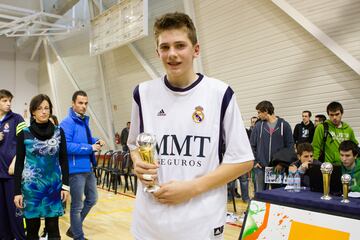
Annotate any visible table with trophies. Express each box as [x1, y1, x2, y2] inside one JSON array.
[[254, 162, 360, 219], [239, 162, 360, 240]]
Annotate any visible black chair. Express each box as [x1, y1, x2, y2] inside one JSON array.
[[101, 150, 117, 189], [124, 153, 137, 194], [108, 151, 128, 194], [93, 150, 102, 185], [97, 150, 113, 185]]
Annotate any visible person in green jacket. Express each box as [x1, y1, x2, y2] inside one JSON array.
[[312, 101, 358, 165], [339, 140, 360, 192]]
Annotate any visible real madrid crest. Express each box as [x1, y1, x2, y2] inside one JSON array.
[[192, 106, 204, 123], [3, 122, 10, 132]]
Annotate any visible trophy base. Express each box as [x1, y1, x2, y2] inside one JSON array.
[[341, 199, 350, 203], [144, 185, 160, 193], [321, 195, 332, 200]]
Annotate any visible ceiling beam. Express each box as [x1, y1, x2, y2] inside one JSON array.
[[16, 0, 80, 48], [272, 0, 360, 76]]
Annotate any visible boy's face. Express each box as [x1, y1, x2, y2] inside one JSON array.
[[340, 150, 356, 169], [302, 112, 310, 124], [156, 28, 199, 81], [328, 110, 342, 127], [257, 110, 268, 121], [314, 117, 321, 127], [298, 151, 313, 164], [0, 97, 12, 114]]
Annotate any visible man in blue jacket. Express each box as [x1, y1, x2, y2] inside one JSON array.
[[0, 89, 26, 240], [250, 101, 294, 192], [60, 90, 105, 240]]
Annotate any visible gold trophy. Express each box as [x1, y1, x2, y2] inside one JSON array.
[[320, 162, 333, 200], [136, 133, 160, 193], [341, 174, 351, 203]]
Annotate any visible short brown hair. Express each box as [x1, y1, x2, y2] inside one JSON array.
[[29, 94, 53, 116], [297, 142, 313, 156], [0, 89, 13, 100], [327, 101, 343, 114], [154, 12, 197, 46], [302, 110, 312, 118], [72, 90, 87, 102], [339, 140, 358, 157], [256, 101, 274, 115]]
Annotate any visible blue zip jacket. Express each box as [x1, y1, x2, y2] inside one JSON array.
[[250, 117, 294, 167], [0, 111, 26, 178], [60, 108, 98, 174]]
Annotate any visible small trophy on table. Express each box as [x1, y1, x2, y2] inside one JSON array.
[[320, 162, 333, 200], [136, 133, 160, 193], [341, 174, 351, 203]]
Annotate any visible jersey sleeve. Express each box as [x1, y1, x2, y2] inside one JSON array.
[[127, 86, 141, 151], [222, 94, 254, 164]]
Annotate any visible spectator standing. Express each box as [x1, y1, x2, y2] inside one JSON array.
[[250, 100, 294, 192], [312, 101, 358, 165], [14, 94, 69, 240], [293, 110, 315, 146], [314, 114, 326, 128], [60, 90, 105, 240], [0, 89, 26, 240], [120, 121, 130, 152]]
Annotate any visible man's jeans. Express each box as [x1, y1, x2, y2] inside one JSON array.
[[254, 167, 267, 192], [228, 174, 250, 201], [69, 172, 98, 240]]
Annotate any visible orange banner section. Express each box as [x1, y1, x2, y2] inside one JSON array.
[[289, 221, 350, 240], [244, 203, 270, 240]]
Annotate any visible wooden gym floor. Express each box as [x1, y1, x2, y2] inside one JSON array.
[[56, 186, 250, 240]]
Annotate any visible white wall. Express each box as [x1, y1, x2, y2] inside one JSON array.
[[0, 36, 38, 116], [194, 0, 360, 138]]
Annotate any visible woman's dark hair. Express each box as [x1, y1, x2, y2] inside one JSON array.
[[29, 94, 53, 116], [50, 115, 59, 126]]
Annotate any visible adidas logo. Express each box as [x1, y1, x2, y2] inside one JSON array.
[[157, 109, 166, 116], [214, 226, 224, 236]]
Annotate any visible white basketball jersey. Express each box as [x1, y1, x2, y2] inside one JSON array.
[[128, 74, 253, 240]]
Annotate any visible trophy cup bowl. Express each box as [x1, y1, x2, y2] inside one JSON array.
[[320, 162, 333, 200], [136, 133, 160, 193], [341, 174, 351, 203]]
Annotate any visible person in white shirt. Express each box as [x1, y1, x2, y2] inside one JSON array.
[[127, 12, 254, 240]]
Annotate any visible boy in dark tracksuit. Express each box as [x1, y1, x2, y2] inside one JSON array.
[[250, 101, 294, 192], [0, 89, 26, 240]]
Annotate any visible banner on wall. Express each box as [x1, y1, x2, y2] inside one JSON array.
[[240, 200, 360, 240]]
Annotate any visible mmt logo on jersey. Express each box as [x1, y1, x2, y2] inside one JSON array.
[[156, 134, 210, 157]]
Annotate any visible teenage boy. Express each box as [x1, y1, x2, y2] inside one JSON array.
[[127, 12, 254, 240], [314, 114, 326, 128], [312, 101, 358, 165], [250, 100, 294, 192], [0, 89, 26, 240], [293, 110, 315, 145], [339, 140, 360, 192], [289, 142, 320, 187]]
